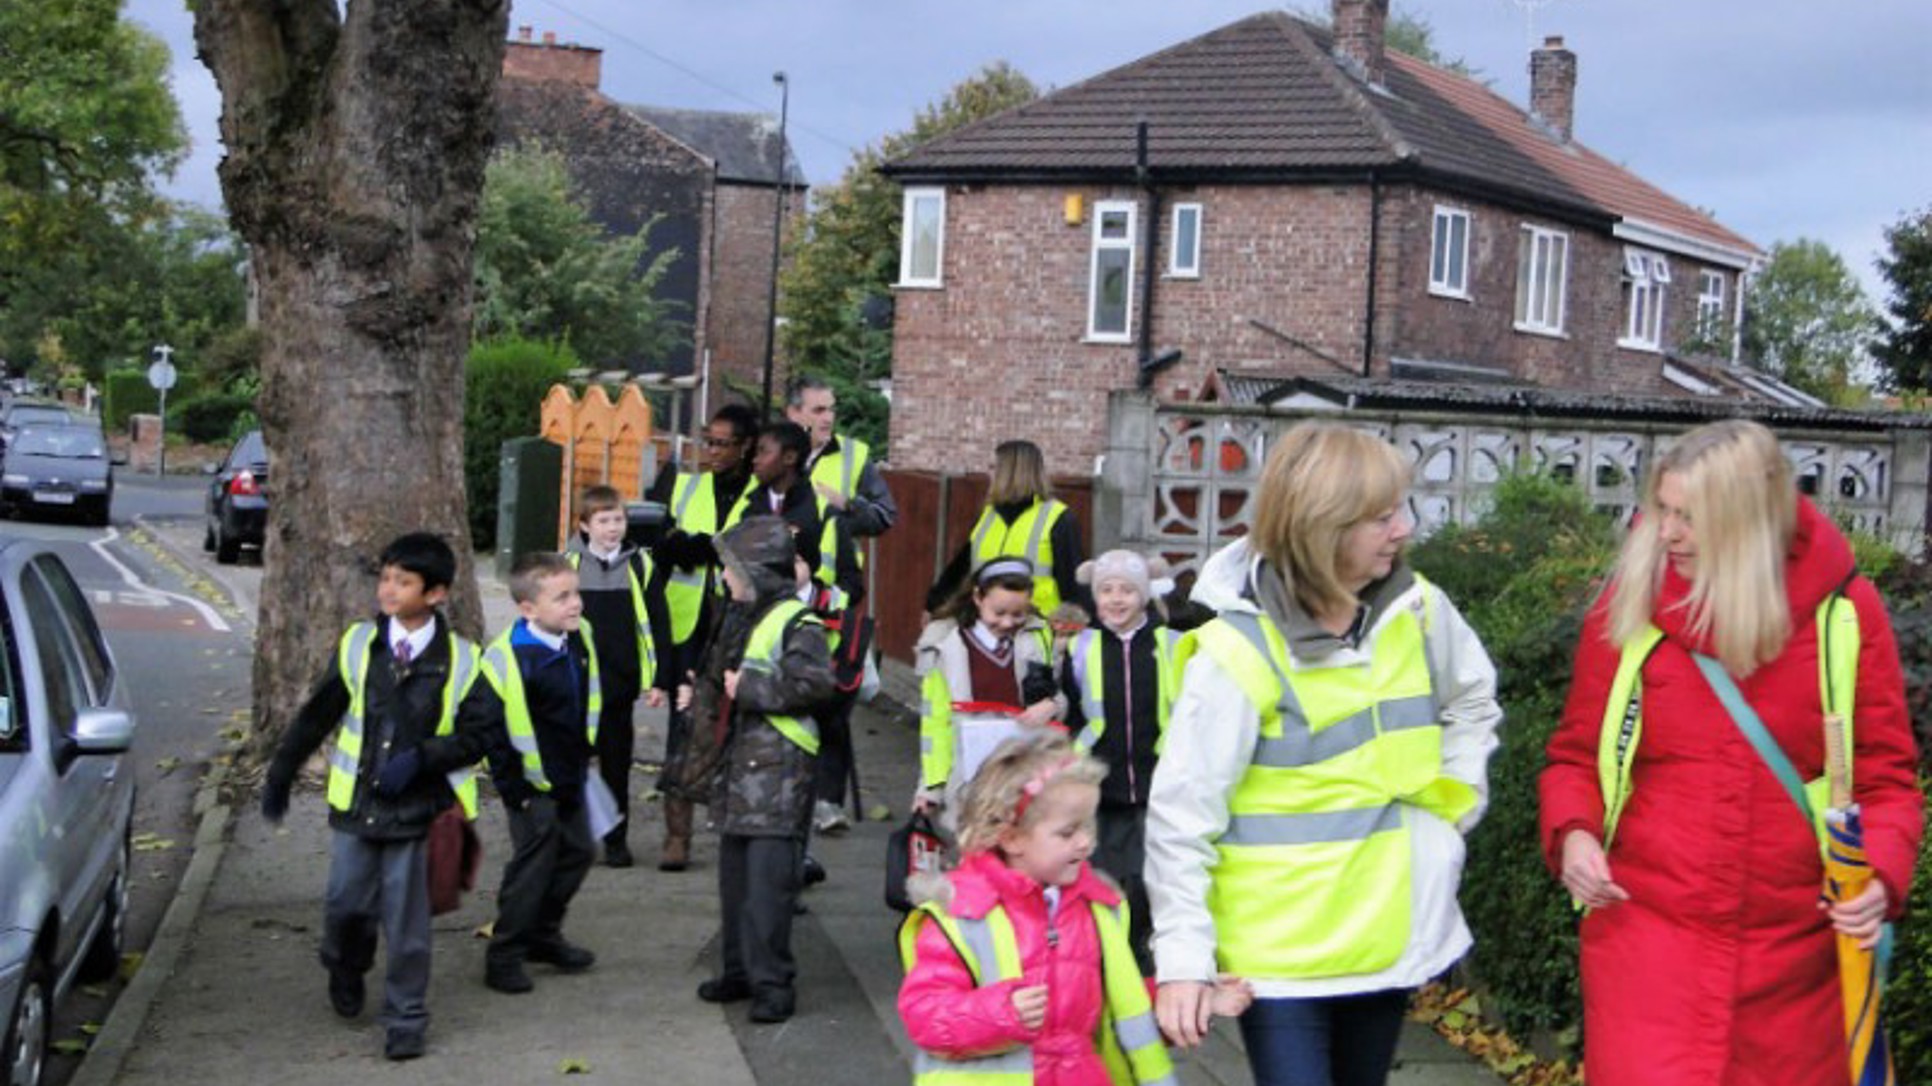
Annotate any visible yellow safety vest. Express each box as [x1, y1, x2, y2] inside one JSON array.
[[721, 486, 849, 612], [327, 621, 483, 819], [1598, 594, 1859, 852], [664, 471, 720, 644], [1188, 581, 1472, 978], [896, 897, 1178, 1086], [480, 622, 603, 792], [1067, 626, 1183, 755], [969, 499, 1067, 614], [919, 626, 1055, 788], [811, 434, 871, 568], [564, 549, 657, 688], [740, 599, 824, 755]]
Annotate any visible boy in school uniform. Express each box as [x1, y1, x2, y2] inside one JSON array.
[[473, 552, 604, 995], [261, 532, 493, 1061], [565, 484, 670, 868]]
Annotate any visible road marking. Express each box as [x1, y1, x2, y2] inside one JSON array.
[[89, 528, 233, 633]]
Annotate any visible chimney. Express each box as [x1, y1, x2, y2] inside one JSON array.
[[1530, 35, 1577, 142], [1332, 0, 1390, 87], [502, 30, 604, 90]]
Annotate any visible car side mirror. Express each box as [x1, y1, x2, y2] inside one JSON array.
[[71, 707, 135, 755], [110, 450, 130, 466]]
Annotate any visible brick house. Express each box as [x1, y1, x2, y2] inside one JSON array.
[[879, 2, 1768, 475], [496, 28, 804, 388]]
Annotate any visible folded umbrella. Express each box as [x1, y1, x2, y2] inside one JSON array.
[[1823, 805, 1893, 1086]]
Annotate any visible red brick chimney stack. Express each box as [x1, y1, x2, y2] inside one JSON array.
[[502, 29, 604, 90], [1530, 35, 1577, 143], [1332, 0, 1390, 87]]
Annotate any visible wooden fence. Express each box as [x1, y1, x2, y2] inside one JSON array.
[[538, 383, 657, 547]]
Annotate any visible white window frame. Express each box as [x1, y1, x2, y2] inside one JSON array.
[[1514, 224, 1569, 336], [1429, 205, 1472, 299], [1087, 200, 1137, 342], [897, 186, 946, 288], [1696, 269, 1726, 338], [1619, 248, 1669, 352], [1168, 203, 1202, 278]]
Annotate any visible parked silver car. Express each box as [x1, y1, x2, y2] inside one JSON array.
[[0, 541, 136, 1086]]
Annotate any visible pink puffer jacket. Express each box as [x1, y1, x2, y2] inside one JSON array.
[[899, 852, 1122, 1086]]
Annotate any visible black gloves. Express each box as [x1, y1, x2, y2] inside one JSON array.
[[261, 778, 290, 823], [375, 747, 423, 798], [1021, 661, 1058, 706]]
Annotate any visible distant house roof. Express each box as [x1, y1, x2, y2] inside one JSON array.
[[887, 11, 1754, 256], [623, 105, 807, 187]]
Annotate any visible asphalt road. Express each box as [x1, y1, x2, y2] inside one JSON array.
[[4, 473, 253, 1086]]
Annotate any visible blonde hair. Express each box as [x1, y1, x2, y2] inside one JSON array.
[[987, 440, 1050, 507], [1250, 422, 1411, 620], [1606, 419, 1796, 675], [955, 732, 1105, 855]]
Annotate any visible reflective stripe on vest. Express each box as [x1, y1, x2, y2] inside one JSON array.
[[665, 472, 717, 643], [1068, 627, 1182, 755], [1190, 585, 1462, 978], [896, 899, 1178, 1086], [565, 550, 658, 690], [480, 624, 603, 793], [1599, 594, 1859, 852], [811, 435, 870, 569], [969, 499, 1066, 614], [919, 627, 1054, 789], [721, 487, 846, 608], [742, 600, 822, 755], [327, 622, 484, 819]]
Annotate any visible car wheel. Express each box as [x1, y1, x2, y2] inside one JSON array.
[[88, 499, 110, 529], [79, 826, 131, 983], [214, 521, 239, 565], [202, 521, 215, 551], [3, 954, 48, 1086]]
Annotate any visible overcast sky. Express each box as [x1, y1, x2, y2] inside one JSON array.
[[136, 1, 1929, 301]]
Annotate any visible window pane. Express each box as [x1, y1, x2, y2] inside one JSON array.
[[1100, 210, 1131, 241], [1448, 215, 1467, 289], [907, 195, 941, 280], [1094, 249, 1131, 335], [32, 557, 110, 700], [22, 569, 82, 730], [1431, 217, 1449, 284], [1516, 231, 1534, 322], [1174, 207, 1199, 272]]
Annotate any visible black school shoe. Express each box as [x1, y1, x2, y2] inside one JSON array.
[[603, 834, 634, 868], [749, 987, 795, 1024], [484, 961, 534, 994], [697, 976, 752, 1003], [327, 968, 364, 1018], [384, 1029, 426, 1061], [527, 939, 596, 972]]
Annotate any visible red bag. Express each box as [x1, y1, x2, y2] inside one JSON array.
[[884, 811, 946, 912], [426, 806, 482, 916]]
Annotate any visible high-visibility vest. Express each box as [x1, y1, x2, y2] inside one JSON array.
[[1188, 580, 1472, 978], [326, 621, 483, 819], [919, 626, 1055, 788], [969, 499, 1067, 614], [1598, 593, 1859, 852], [565, 549, 657, 688], [740, 599, 823, 755], [897, 896, 1178, 1086], [480, 623, 603, 793], [810, 434, 869, 509], [1067, 626, 1183, 755], [665, 472, 721, 643], [721, 486, 849, 612]]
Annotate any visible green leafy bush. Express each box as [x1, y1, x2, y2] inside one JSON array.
[[102, 368, 160, 430], [1887, 787, 1932, 1082], [172, 392, 256, 443], [465, 337, 576, 549]]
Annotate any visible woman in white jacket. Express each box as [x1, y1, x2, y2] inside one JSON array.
[[1146, 422, 1501, 1086]]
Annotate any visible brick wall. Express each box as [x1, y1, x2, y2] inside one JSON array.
[[892, 179, 1737, 473], [503, 37, 602, 89], [705, 181, 802, 399]]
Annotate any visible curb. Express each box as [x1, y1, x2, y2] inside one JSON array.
[[69, 516, 251, 1086]]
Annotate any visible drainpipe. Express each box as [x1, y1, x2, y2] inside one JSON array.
[[1362, 170, 1381, 377], [1136, 121, 1161, 384]]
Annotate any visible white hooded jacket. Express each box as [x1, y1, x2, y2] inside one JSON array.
[[1144, 538, 1502, 997]]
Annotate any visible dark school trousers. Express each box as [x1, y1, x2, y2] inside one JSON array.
[[490, 794, 595, 966], [321, 831, 432, 1035], [716, 833, 803, 996], [1092, 803, 1153, 976], [811, 685, 859, 809], [594, 694, 639, 838]]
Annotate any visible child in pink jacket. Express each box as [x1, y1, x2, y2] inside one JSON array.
[[897, 733, 1248, 1085]]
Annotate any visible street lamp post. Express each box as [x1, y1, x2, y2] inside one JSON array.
[[758, 70, 790, 422]]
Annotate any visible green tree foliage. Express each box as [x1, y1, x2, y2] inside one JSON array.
[[464, 338, 578, 548], [1742, 239, 1879, 403], [777, 63, 1038, 450], [473, 146, 686, 371], [1875, 207, 1932, 392]]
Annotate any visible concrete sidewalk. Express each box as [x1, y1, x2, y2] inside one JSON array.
[[79, 519, 1504, 1085]]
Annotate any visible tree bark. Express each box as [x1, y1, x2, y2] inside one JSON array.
[[194, 0, 508, 755]]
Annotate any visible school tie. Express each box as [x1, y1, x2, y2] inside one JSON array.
[[394, 641, 412, 668]]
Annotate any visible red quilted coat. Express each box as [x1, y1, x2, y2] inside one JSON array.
[[1540, 498, 1922, 1086], [899, 851, 1123, 1086]]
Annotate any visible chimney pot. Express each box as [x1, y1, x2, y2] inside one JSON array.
[[542, 31, 556, 46], [503, 31, 604, 90], [1530, 34, 1578, 142], [1331, 0, 1391, 87], [517, 25, 532, 42]]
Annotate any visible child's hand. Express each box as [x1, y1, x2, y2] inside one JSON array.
[[676, 683, 694, 712], [1010, 983, 1048, 1031], [1209, 974, 1254, 1019], [1017, 701, 1058, 729], [911, 785, 943, 814], [723, 669, 740, 699], [645, 688, 667, 710]]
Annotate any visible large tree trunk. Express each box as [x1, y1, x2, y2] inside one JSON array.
[[194, 0, 508, 755]]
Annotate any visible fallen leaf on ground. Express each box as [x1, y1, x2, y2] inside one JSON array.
[[558, 1058, 591, 1074]]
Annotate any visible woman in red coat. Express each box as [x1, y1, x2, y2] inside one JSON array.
[[1540, 419, 1921, 1086]]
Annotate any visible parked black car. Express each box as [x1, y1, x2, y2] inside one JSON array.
[[0, 425, 118, 526], [204, 429, 267, 564], [0, 401, 73, 455]]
